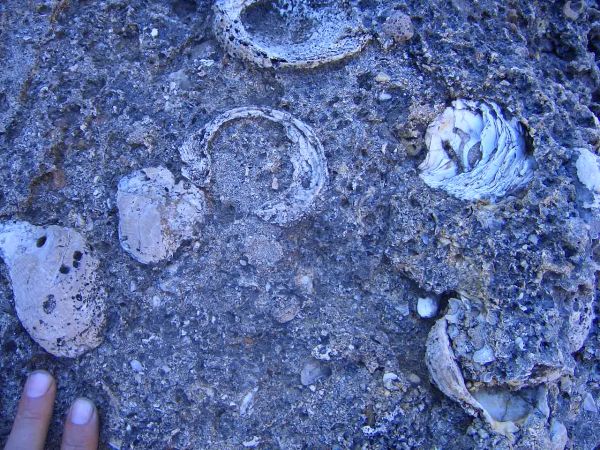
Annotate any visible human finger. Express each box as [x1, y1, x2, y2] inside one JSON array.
[[4, 370, 56, 450], [60, 398, 99, 450]]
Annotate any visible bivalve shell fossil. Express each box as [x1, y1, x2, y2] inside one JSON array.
[[117, 167, 207, 264], [213, 0, 370, 68], [0, 221, 106, 357], [419, 99, 534, 201]]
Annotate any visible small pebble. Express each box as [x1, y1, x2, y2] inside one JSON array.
[[473, 345, 495, 365], [380, 11, 414, 49], [378, 92, 392, 101], [383, 372, 399, 390], [375, 72, 391, 83], [408, 373, 421, 384], [550, 420, 568, 450], [271, 295, 301, 324], [130, 359, 144, 372], [300, 359, 331, 386], [242, 436, 261, 448], [583, 392, 598, 413], [417, 296, 438, 318], [151, 28, 159, 38]]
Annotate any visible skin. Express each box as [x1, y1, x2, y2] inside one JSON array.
[[4, 371, 99, 450]]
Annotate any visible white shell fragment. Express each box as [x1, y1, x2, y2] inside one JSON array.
[[575, 148, 600, 208], [419, 99, 535, 201], [425, 317, 538, 435], [180, 107, 328, 225], [213, 0, 370, 69], [117, 167, 207, 264], [0, 221, 106, 357]]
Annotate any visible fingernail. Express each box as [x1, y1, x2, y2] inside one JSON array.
[[70, 398, 95, 425], [25, 371, 53, 398]]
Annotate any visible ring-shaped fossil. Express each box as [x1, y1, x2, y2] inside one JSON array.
[[180, 107, 328, 225]]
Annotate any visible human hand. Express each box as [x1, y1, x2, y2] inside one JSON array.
[[4, 370, 99, 450]]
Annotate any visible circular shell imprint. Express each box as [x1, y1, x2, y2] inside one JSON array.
[[213, 0, 370, 69], [0, 221, 106, 358], [117, 167, 207, 264], [179, 107, 328, 225], [418, 99, 535, 201]]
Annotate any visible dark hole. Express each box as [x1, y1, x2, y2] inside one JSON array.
[[59, 265, 70, 274], [3, 340, 17, 352], [43, 295, 56, 314], [73, 250, 83, 261], [36, 236, 47, 247]]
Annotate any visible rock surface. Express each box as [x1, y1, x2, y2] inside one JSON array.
[[0, 0, 599, 448]]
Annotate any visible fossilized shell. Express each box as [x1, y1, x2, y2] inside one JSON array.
[[575, 147, 600, 208], [0, 221, 105, 357], [419, 99, 535, 201], [117, 167, 207, 264], [213, 0, 370, 68], [180, 107, 328, 225], [425, 317, 543, 435]]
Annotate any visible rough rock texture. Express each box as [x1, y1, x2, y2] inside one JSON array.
[[0, 0, 599, 449]]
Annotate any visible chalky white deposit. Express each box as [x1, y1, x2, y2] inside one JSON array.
[[575, 148, 600, 208]]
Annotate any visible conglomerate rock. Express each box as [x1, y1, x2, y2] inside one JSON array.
[[0, 0, 598, 448]]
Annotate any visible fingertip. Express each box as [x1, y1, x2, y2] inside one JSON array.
[[24, 370, 55, 398], [69, 398, 95, 425], [61, 397, 99, 450], [5, 370, 56, 450]]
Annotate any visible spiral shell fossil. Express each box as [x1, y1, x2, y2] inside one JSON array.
[[213, 0, 370, 69], [0, 221, 106, 357], [179, 106, 328, 225], [418, 99, 535, 201]]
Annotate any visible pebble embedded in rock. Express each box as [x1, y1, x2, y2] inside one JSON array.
[[380, 11, 414, 49], [575, 148, 600, 208], [300, 359, 331, 386], [550, 420, 568, 450], [383, 372, 400, 390], [473, 345, 495, 365], [244, 233, 284, 268], [417, 296, 439, 318], [582, 392, 598, 413], [130, 359, 144, 372], [271, 295, 301, 324]]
